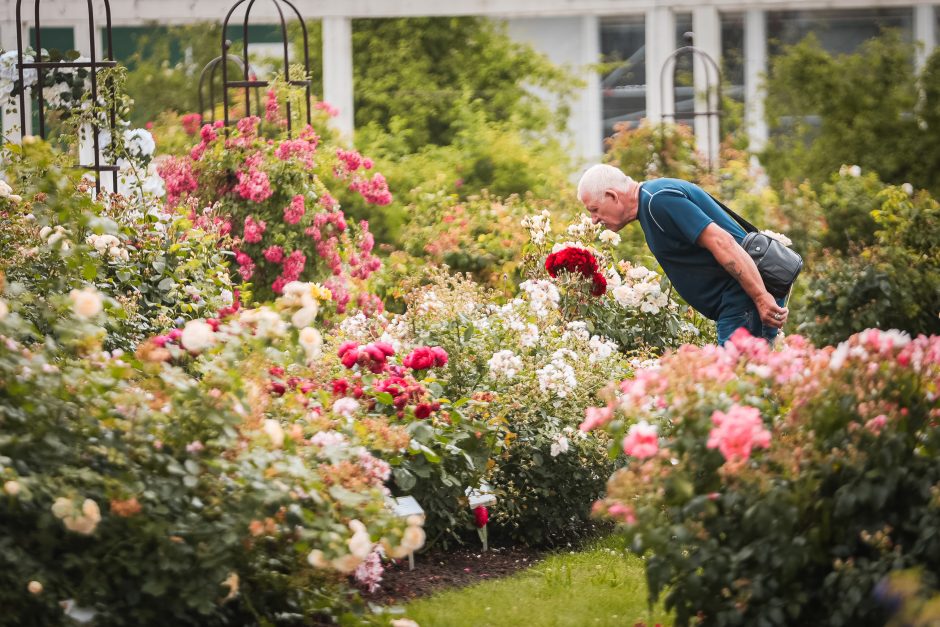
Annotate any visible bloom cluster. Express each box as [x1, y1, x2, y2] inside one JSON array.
[[51, 497, 102, 535], [544, 246, 606, 296], [520, 209, 551, 245], [609, 262, 670, 314], [536, 348, 579, 398], [402, 346, 448, 371]]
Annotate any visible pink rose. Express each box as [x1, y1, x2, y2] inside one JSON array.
[[622, 421, 659, 459], [706, 404, 771, 466]]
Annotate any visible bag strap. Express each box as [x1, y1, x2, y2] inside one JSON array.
[[707, 193, 759, 234]]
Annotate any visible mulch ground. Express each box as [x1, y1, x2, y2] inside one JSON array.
[[362, 545, 545, 605]]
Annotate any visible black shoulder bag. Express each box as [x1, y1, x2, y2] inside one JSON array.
[[708, 194, 804, 302]]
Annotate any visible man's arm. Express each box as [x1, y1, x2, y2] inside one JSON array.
[[696, 223, 788, 328]]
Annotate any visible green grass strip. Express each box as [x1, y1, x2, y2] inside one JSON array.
[[400, 536, 672, 627]]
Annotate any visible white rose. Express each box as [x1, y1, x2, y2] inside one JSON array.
[[901, 182, 914, 196], [348, 519, 367, 534], [262, 419, 285, 448], [331, 553, 363, 574], [401, 524, 426, 552], [348, 530, 373, 559], [298, 327, 322, 359], [331, 397, 360, 418], [550, 436, 569, 457], [51, 497, 74, 519], [599, 230, 621, 246], [390, 620, 421, 627], [291, 305, 318, 329], [0, 180, 11, 197], [180, 320, 215, 352], [64, 515, 98, 535], [81, 498, 101, 524], [69, 288, 103, 319], [307, 549, 329, 568]]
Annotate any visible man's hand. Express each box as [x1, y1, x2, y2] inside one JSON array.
[[755, 293, 788, 329]]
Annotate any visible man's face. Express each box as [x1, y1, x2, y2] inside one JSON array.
[[583, 189, 630, 231]]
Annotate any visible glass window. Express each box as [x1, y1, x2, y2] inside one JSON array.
[[720, 12, 745, 102], [935, 6, 940, 49], [600, 13, 690, 139], [600, 16, 646, 139], [767, 8, 913, 56]]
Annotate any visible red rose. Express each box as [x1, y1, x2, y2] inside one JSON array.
[[414, 403, 432, 419], [337, 341, 358, 358], [431, 346, 448, 367], [340, 349, 359, 369], [473, 505, 489, 528], [544, 247, 599, 278], [373, 342, 396, 357], [403, 347, 435, 371], [591, 271, 607, 296], [331, 379, 349, 395]]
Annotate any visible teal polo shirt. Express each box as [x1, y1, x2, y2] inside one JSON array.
[[636, 178, 751, 320]]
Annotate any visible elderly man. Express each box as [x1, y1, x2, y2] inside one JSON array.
[[577, 164, 788, 345]]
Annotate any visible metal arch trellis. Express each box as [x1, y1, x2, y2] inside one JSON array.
[[659, 34, 723, 170], [15, 0, 119, 195], [198, 54, 262, 124], [219, 0, 312, 136]]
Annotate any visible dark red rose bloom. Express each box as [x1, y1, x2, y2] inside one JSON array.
[[591, 271, 607, 296], [544, 247, 599, 278], [403, 346, 447, 370], [331, 379, 349, 395], [414, 403, 432, 419], [473, 505, 489, 528]]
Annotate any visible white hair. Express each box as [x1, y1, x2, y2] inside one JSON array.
[[577, 164, 631, 202]]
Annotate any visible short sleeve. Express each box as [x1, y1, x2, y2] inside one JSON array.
[[646, 189, 714, 245]]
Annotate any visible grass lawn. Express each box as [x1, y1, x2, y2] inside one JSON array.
[[397, 536, 672, 627]]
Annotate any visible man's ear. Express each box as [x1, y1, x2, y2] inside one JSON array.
[[604, 189, 618, 202]]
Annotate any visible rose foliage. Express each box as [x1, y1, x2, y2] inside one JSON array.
[[585, 328, 940, 627]]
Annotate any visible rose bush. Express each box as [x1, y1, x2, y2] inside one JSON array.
[[379, 269, 627, 546], [159, 92, 389, 310], [584, 328, 940, 626], [0, 266, 425, 624], [1, 140, 233, 352]]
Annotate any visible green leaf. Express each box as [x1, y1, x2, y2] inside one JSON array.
[[393, 467, 417, 491]]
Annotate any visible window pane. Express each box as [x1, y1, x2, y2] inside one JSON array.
[[721, 12, 745, 102], [600, 15, 646, 139], [767, 8, 913, 56]]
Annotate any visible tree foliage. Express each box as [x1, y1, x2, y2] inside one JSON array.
[[762, 31, 940, 196]]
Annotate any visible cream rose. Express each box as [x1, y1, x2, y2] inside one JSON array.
[[69, 287, 103, 319], [307, 549, 329, 568], [181, 319, 215, 352], [298, 327, 323, 359], [262, 419, 285, 448]]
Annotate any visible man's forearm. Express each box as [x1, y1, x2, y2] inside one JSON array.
[[718, 245, 768, 304]]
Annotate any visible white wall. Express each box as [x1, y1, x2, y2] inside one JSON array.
[[506, 16, 602, 163]]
